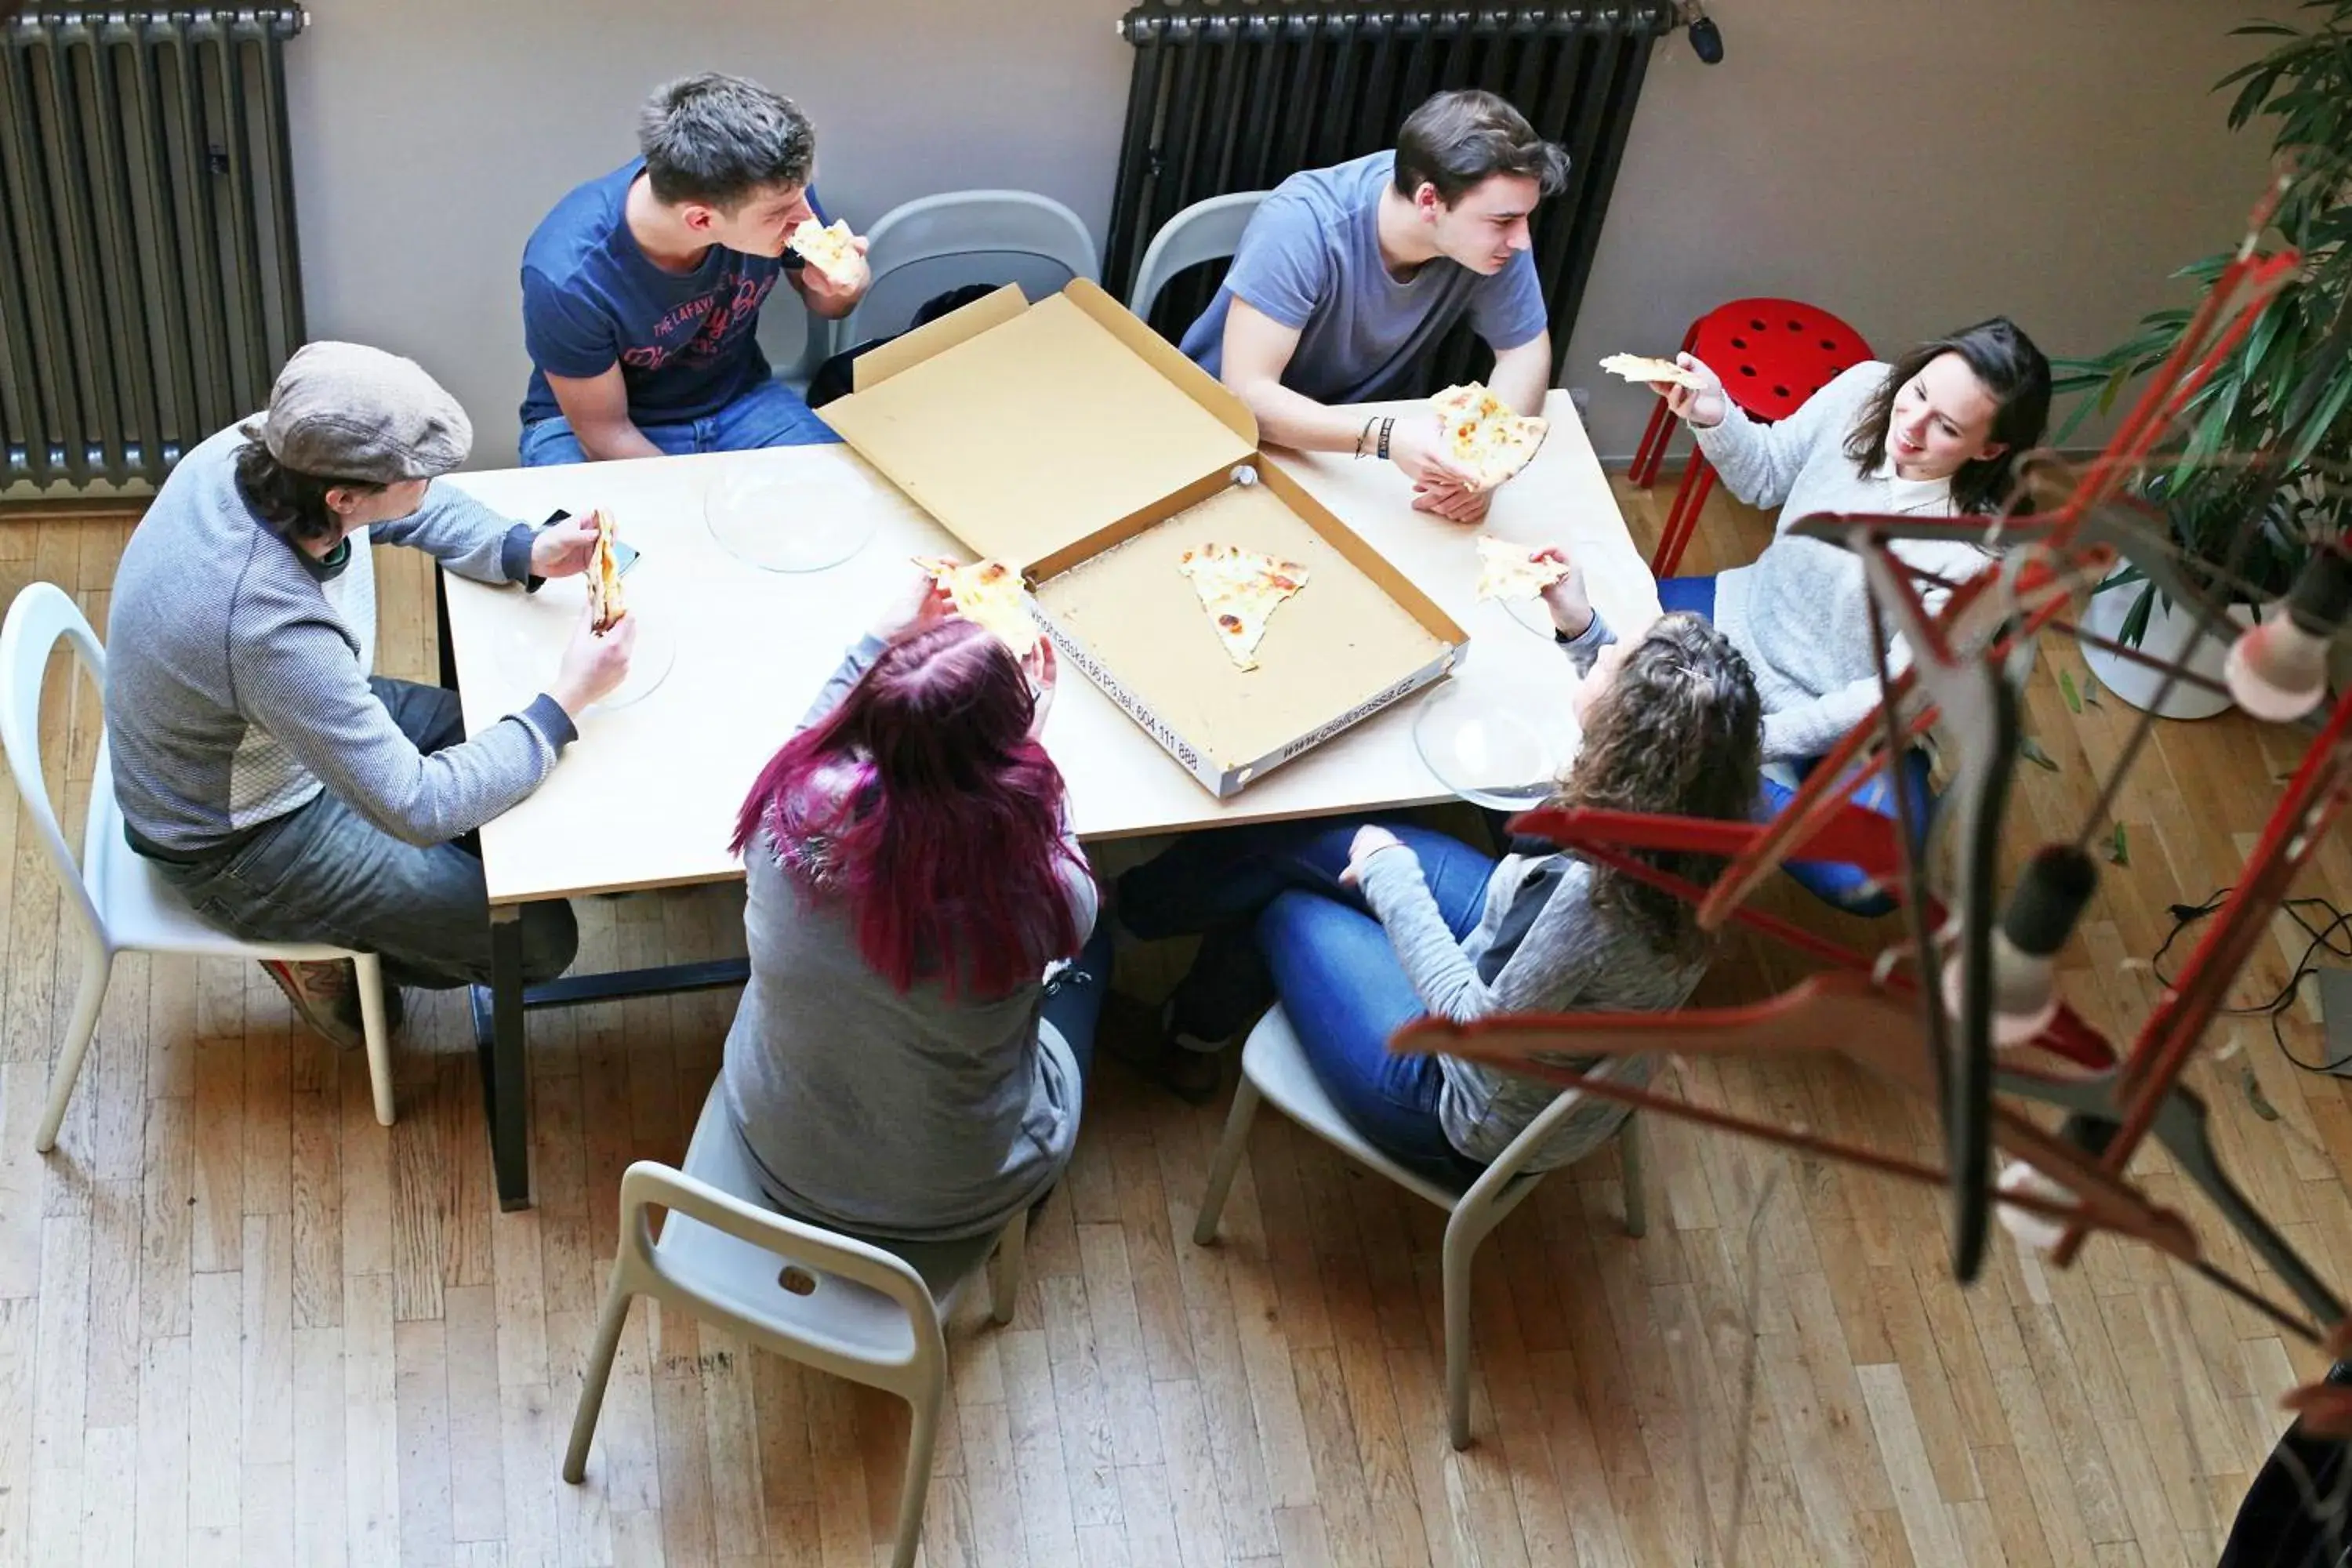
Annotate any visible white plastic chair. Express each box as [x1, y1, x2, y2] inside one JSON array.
[[1127, 191, 1269, 321], [1192, 1004, 1648, 1450], [0, 583, 396, 1149], [835, 189, 1100, 349], [564, 1083, 1026, 1568]]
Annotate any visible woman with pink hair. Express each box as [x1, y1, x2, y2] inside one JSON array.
[[718, 573, 1106, 1290]]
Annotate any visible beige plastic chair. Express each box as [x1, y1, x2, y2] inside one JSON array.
[[1127, 191, 1268, 321], [564, 1083, 1026, 1568], [0, 583, 396, 1148], [1193, 1004, 1647, 1450]]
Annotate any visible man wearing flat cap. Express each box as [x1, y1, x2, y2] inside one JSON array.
[[103, 341, 636, 1049]]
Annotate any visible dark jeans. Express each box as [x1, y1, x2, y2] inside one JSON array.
[[1660, 573, 1936, 916], [517, 378, 839, 466], [1040, 921, 1116, 1085], [1119, 819, 1495, 1185], [148, 677, 579, 990]]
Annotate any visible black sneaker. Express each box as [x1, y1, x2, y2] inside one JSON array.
[[1101, 993, 1229, 1106]]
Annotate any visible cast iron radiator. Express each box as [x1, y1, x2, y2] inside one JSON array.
[[1105, 1, 1678, 387], [0, 8, 306, 495]]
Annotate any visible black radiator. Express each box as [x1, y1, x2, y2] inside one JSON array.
[[1105, 1, 1678, 388], [0, 9, 307, 496]]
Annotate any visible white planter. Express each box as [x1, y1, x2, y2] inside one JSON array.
[[2077, 580, 2252, 720]]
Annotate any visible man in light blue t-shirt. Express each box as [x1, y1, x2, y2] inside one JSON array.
[[517, 74, 872, 466], [1181, 89, 1564, 524]]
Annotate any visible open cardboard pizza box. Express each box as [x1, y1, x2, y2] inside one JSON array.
[[822, 278, 1468, 797]]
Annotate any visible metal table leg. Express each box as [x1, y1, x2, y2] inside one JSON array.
[[481, 906, 532, 1210]]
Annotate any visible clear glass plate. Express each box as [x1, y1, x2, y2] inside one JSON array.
[[586, 608, 677, 713], [705, 465, 878, 573], [1410, 679, 1573, 813], [1499, 590, 1559, 639]]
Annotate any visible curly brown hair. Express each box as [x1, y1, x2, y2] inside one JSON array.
[[1548, 612, 1762, 959]]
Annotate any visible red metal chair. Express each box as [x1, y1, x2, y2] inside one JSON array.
[[1629, 299, 1872, 578]]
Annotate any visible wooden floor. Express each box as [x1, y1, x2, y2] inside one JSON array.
[[1, 477, 2345, 1567]]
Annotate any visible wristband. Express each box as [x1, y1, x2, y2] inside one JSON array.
[[1377, 417, 1395, 461]]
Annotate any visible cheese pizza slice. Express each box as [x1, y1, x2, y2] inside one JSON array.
[[1473, 535, 1570, 601], [788, 219, 862, 286], [1598, 352, 1704, 390], [1431, 382, 1548, 491], [913, 555, 1041, 657], [1175, 542, 1309, 672], [586, 509, 626, 635]]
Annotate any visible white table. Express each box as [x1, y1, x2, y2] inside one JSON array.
[[441, 390, 1657, 1207]]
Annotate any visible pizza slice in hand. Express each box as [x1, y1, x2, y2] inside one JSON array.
[[1598, 352, 1704, 390], [1473, 535, 1570, 601], [1431, 382, 1548, 492], [912, 555, 1041, 657], [1175, 543, 1310, 672], [788, 219, 862, 287], [586, 509, 626, 636]]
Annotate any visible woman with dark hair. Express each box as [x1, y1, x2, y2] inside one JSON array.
[[1638, 316, 2053, 909], [719, 575, 1109, 1277], [1112, 554, 1762, 1177]]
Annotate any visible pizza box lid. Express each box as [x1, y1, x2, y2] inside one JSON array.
[[820, 279, 1261, 576]]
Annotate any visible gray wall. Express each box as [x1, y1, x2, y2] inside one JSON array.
[[289, 0, 2278, 469]]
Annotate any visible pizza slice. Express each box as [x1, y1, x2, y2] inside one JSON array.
[[586, 509, 626, 636], [1598, 352, 1704, 390], [1473, 535, 1570, 601], [1174, 543, 1309, 672], [1430, 382, 1548, 491], [788, 219, 862, 287], [912, 555, 1041, 657]]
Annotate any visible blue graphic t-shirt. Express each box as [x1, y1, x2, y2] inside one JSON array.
[[519, 158, 826, 429]]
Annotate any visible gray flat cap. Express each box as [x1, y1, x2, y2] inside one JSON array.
[[262, 342, 473, 483]]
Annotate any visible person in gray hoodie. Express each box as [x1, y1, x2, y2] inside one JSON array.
[[105, 342, 635, 1048], [719, 578, 1109, 1292]]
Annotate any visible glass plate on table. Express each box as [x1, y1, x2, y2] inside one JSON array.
[[705, 463, 879, 573], [586, 608, 677, 713], [1410, 678, 1574, 814], [1499, 590, 1560, 640]]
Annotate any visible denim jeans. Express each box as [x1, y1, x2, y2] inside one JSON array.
[[1041, 922, 1116, 1086], [1659, 573, 1936, 914], [1119, 818, 1497, 1184], [147, 677, 579, 989], [517, 377, 840, 466]]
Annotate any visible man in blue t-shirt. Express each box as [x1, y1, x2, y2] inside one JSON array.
[[1181, 89, 1566, 524], [517, 73, 871, 466]]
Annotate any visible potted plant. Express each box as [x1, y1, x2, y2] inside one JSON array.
[[2052, 1, 2351, 717]]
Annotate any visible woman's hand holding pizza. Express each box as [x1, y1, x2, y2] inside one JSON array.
[[529, 513, 601, 579], [1533, 545, 1595, 639], [1024, 638, 1059, 740], [550, 595, 638, 716], [1661, 354, 1727, 430], [871, 567, 955, 641]]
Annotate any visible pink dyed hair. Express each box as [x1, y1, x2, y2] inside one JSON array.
[[731, 618, 1083, 998]]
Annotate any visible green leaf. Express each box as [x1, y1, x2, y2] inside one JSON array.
[[2019, 735, 2060, 772], [2059, 669, 2083, 713], [2107, 821, 2131, 868]]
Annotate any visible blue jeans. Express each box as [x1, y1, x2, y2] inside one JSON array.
[[146, 678, 579, 989], [517, 377, 840, 466], [1119, 819, 1496, 1184], [1658, 573, 1935, 916], [1041, 922, 1116, 1086]]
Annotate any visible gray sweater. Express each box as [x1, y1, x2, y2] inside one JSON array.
[[1697, 361, 1989, 760], [106, 424, 574, 854], [1353, 610, 1697, 1171], [720, 636, 1095, 1243]]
